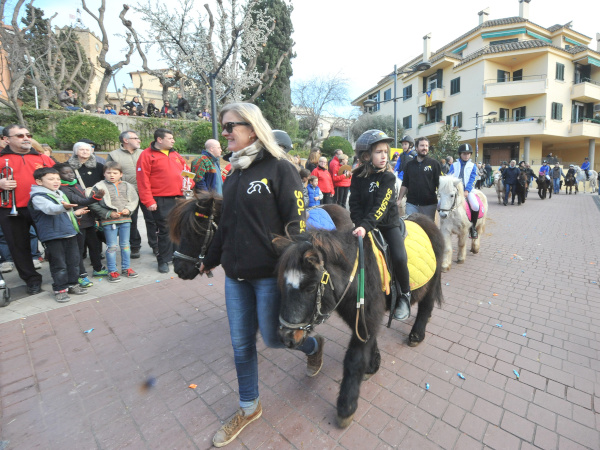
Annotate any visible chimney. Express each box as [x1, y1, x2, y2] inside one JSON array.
[[423, 33, 431, 63], [478, 8, 490, 25], [597, 33, 600, 52], [519, 0, 531, 20]]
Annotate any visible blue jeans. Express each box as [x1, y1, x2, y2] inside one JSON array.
[[103, 222, 131, 272], [0, 225, 40, 262], [504, 184, 515, 204], [553, 178, 560, 193], [225, 276, 315, 403]]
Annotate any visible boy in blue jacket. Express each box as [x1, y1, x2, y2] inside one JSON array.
[[306, 176, 323, 207], [29, 167, 90, 302]]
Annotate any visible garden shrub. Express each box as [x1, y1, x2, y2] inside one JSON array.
[[56, 115, 119, 150], [189, 121, 227, 153], [321, 136, 353, 158]]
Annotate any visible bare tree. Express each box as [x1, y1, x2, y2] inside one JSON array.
[[292, 74, 349, 148], [81, 0, 135, 108]]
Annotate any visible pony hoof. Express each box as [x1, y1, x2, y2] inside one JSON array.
[[363, 373, 374, 381], [442, 266, 450, 272], [457, 259, 465, 264], [337, 414, 354, 428], [408, 333, 423, 347]]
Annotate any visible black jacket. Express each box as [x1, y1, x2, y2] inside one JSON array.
[[177, 97, 191, 113], [349, 168, 400, 233], [403, 156, 441, 206], [502, 166, 520, 185], [203, 148, 306, 279], [59, 183, 102, 229]]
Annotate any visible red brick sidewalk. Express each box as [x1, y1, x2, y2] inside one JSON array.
[[1, 189, 599, 449]]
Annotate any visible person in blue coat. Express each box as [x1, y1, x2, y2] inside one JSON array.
[[306, 176, 323, 207], [393, 135, 416, 181], [448, 144, 480, 238], [581, 157, 591, 179]]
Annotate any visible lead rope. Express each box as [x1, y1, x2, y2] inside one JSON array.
[[355, 235, 370, 343]]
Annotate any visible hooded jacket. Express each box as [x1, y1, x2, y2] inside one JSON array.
[[0, 146, 55, 208], [136, 143, 187, 207], [203, 148, 305, 280], [29, 185, 78, 242]]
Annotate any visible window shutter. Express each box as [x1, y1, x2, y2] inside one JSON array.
[[497, 70, 505, 82], [458, 112, 463, 128], [558, 103, 563, 120], [437, 69, 443, 88], [446, 115, 450, 125], [423, 77, 427, 93]]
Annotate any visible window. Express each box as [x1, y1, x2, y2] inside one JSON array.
[[403, 115, 412, 129], [427, 74, 438, 91], [499, 108, 510, 121], [512, 69, 523, 81], [556, 63, 565, 81], [384, 88, 392, 101], [366, 92, 380, 112], [497, 70, 510, 83], [426, 103, 443, 123], [490, 38, 518, 46], [512, 106, 526, 121], [446, 112, 462, 128], [551, 102, 563, 120], [450, 77, 461, 95], [403, 85, 412, 100]]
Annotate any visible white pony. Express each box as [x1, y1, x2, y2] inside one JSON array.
[[492, 170, 504, 204], [395, 177, 406, 216], [437, 176, 488, 272], [575, 166, 598, 193]]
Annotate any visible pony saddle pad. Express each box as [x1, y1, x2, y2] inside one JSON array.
[[370, 220, 436, 291], [464, 195, 485, 221]]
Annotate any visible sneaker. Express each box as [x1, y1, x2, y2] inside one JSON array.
[[212, 402, 262, 448], [32, 259, 42, 270], [54, 290, 70, 303], [158, 262, 169, 273], [26, 283, 42, 295], [68, 285, 88, 295], [107, 271, 121, 283], [0, 262, 14, 273], [306, 335, 325, 377], [93, 267, 109, 277], [130, 248, 141, 259], [121, 268, 138, 278], [78, 276, 93, 288]]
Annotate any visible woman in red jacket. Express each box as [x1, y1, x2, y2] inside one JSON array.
[[311, 156, 334, 204], [332, 154, 352, 208]]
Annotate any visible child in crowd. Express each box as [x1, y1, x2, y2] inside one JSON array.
[[29, 167, 90, 302], [55, 163, 108, 287], [89, 162, 139, 283], [307, 175, 323, 207], [299, 168, 311, 206]]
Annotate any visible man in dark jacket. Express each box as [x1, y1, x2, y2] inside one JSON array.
[[502, 160, 520, 205], [177, 93, 191, 119]]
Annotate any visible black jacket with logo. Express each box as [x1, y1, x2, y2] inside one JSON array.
[[349, 167, 400, 232], [203, 148, 306, 280], [403, 156, 441, 206]]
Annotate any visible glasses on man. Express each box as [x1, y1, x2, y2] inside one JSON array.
[[222, 122, 250, 133], [9, 133, 32, 138]]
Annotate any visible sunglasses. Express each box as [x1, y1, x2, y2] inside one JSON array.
[[222, 122, 250, 133], [9, 133, 32, 138]]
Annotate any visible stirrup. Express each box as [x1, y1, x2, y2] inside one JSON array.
[[393, 292, 411, 321]]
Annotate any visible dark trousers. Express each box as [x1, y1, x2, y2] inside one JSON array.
[[0, 207, 42, 286], [322, 193, 333, 204], [77, 226, 103, 274], [151, 196, 181, 264], [504, 184, 516, 204], [381, 226, 410, 294], [130, 202, 157, 251], [45, 236, 80, 291], [336, 186, 349, 208]]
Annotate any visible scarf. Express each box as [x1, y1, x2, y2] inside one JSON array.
[[45, 191, 80, 233], [229, 142, 262, 170], [61, 179, 78, 186]]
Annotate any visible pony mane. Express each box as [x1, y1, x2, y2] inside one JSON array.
[[439, 176, 465, 196], [169, 191, 222, 244]]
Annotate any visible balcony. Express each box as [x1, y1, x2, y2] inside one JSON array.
[[417, 87, 445, 107], [483, 75, 547, 99], [571, 79, 600, 103], [417, 121, 445, 137], [569, 119, 600, 138], [483, 116, 546, 138]]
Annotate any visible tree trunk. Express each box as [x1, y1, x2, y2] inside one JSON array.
[[95, 71, 113, 108]]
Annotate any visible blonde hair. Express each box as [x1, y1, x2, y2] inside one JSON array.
[[308, 148, 321, 165], [218, 102, 289, 162]]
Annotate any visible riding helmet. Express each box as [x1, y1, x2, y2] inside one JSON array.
[[457, 143, 473, 154], [272, 130, 293, 152], [355, 129, 393, 159], [400, 134, 414, 148]]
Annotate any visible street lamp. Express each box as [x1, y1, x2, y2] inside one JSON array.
[[459, 111, 497, 163], [363, 61, 432, 148]]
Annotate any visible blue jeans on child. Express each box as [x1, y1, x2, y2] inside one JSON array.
[[103, 222, 131, 272], [553, 178, 560, 193], [224, 276, 316, 403]]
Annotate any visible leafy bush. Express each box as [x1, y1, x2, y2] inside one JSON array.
[[321, 136, 353, 158], [350, 113, 403, 143], [56, 115, 120, 150], [189, 121, 228, 153], [33, 133, 58, 149]]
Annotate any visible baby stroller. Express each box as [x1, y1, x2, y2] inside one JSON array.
[[0, 271, 10, 307]]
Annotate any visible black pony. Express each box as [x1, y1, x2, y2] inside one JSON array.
[[564, 172, 578, 194], [514, 170, 529, 205], [274, 212, 444, 428], [537, 176, 553, 199]]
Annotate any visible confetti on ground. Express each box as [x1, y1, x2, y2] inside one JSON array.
[[208, 283, 213, 286], [522, 333, 527, 337], [445, 283, 449, 286], [425, 383, 430, 390], [590, 262, 596, 265], [84, 328, 94, 334], [156, 280, 160, 283], [142, 377, 157, 391], [457, 373, 465, 380], [171, 277, 174, 279], [188, 384, 197, 389], [493, 293, 498, 296], [488, 301, 492, 305], [513, 370, 520, 379], [592, 281, 598, 284], [536, 257, 539, 260], [495, 324, 502, 328]]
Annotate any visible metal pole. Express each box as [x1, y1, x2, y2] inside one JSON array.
[[393, 65, 397, 149], [210, 74, 218, 140], [475, 112, 479, 164]]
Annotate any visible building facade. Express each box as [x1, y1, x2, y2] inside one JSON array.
[[352, 0, 600, 170]]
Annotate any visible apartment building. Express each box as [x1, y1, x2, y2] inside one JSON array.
[[351, 0, 600, 170]]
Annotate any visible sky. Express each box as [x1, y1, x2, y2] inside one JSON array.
[[25, 0, 600, 115]]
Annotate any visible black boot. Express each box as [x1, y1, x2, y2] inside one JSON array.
[[393, 291, 411, 321], [469, 214, 479, 239]]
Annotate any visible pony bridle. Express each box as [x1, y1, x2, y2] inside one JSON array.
[[173, 199, 218, 271], [438, 186, 459, 215]]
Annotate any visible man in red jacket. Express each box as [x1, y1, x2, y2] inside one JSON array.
[[136, 128, 187, 273], [328, 149, 343, 203], [0, 125, 55, 294], [311, 157, 334, 204]]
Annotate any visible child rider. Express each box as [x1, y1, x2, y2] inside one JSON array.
[[349, 130, 411, 321]]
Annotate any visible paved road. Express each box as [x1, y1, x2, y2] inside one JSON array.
[[1, 187, 599, 449]]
